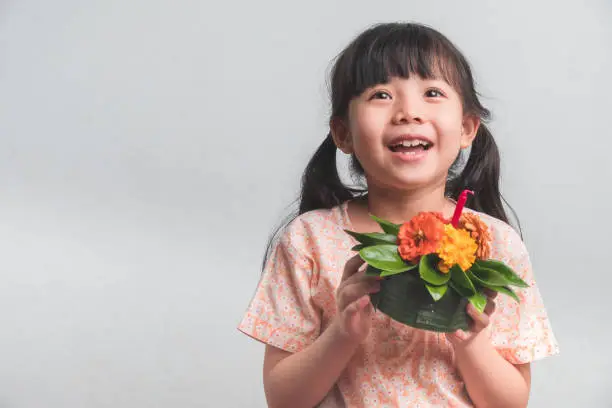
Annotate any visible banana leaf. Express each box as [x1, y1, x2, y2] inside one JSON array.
[[370, 271, 470, 332]]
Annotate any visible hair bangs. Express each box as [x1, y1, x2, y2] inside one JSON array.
[[349, 25, 464, 99]]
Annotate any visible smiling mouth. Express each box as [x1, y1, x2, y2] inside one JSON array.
[[388, 139, 433, 153]]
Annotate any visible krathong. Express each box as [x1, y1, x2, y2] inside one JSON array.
[[345, 190, 529, 332]]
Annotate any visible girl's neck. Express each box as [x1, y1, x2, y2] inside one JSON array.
[[349, 181, 456, 233]]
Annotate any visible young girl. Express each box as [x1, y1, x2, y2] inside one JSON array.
[[238, 22, 559, 407]]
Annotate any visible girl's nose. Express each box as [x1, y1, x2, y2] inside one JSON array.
[[392, 103, 424, 125]]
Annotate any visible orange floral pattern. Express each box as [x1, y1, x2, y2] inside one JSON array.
[[238, 202, 559, 407], [397, 212, 446, 263]]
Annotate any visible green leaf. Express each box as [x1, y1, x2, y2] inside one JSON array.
[[450, 265, 476, 296], [345, 230, 398, 247], [468, 291, 487, 313], [449, 281, 469, 298], [369, 214, 401, 235], [364, 264, 417, 278], [426, 283, 448, 301], [380, 264, 417, 277], [474, 259, 529, 288], [364, 265, 382, 277], [359, 245, 413, 273], [489, 286, 521, 303], [419, 254, 450, 286], [469, 266, 509, 287], [351, 244, 366, 251]]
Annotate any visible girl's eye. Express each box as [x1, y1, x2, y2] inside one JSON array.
[[425, 88, 445, 98], [370, 91, 392, 100]]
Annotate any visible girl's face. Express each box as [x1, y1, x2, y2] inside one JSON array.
[[333, 76, 479, 192]]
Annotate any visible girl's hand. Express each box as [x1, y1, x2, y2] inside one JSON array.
[[446, 289, 497, 346], [333, 255, 381, 343]]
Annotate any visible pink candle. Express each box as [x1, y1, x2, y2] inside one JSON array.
[[451, 189, 474, 227]]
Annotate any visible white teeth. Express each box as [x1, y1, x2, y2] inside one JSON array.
[[398, 140, 429, 147]]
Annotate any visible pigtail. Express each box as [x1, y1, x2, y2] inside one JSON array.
[[298, 133, 363, 215], [447, 124, 522, 235], [261, 133, 363, 269]]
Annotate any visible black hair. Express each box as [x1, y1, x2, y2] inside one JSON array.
[[263, 22, 521, 268]]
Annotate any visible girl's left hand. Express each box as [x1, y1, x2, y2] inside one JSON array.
[[446, 289, 497, 346]]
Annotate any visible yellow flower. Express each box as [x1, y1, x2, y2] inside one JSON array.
[[437, 224, 478, 272]]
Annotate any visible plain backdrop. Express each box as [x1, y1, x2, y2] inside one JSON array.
[[0, 0, 610, 407]]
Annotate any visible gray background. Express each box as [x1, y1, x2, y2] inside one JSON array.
[[0, 0, 610, 407]]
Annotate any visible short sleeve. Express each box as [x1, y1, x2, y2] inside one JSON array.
[[488, 229, 560, 364], [237, 221, 321, 353]]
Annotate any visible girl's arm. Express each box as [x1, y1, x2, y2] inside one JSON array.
[[448, 297, 531, 408], [263, 319, 359, 408], [453, 328, 531, 408], [264, 256, 380, 408]]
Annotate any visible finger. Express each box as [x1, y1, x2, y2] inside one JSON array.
[[344, 295, 371, 319], [351, 278, 381, 295], [482, 288, 498, 299], [341, 254, 365, 282], [363, 300, 374, 316], [447, 329, 469, 343], [338, 280, 380, 309], [343, 266, 377, 286], [343, 295, 374, 336], [467, 303, 490, 329], [483, 299, 496, 316]]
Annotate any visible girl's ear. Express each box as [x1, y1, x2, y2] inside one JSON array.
[[330, 118, 353, 154], [460, 115, 480, 148]]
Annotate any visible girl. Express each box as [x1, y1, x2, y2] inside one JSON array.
[[238, 22, 559, 407]]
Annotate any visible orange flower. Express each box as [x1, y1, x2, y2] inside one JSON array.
[[436, 224, 478, 272], [459, 213, 491, 259], [397, 212, 446, 263]]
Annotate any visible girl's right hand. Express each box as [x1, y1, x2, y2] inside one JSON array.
[[333, 255, 381, 343]]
